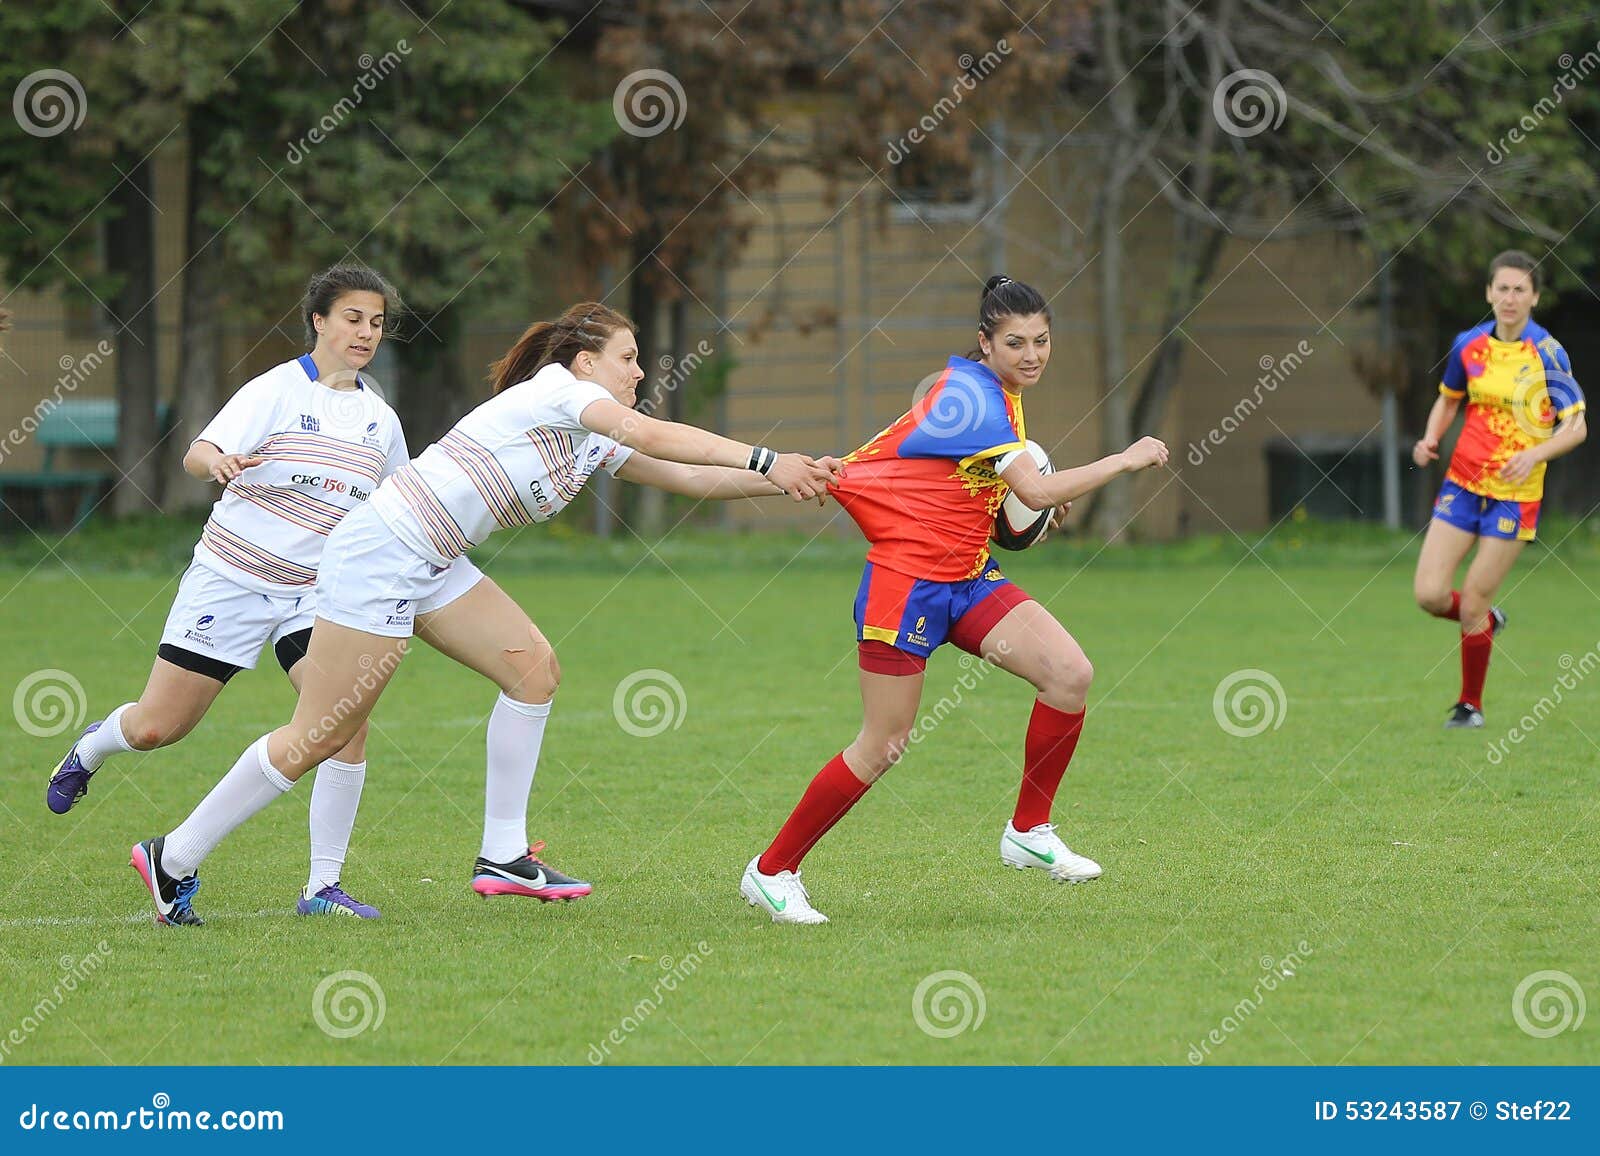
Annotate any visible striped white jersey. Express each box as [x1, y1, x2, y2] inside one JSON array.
[[191, 355, 408, 594], [369, 363, 632, 567]]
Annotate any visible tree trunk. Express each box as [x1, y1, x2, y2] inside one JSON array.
[[167, 122, 225, 512], [393, 304, 465, 450], [629, 255, 667, 537], [1129, 226, 1228, 437], [627, 293, 672, 534], [105, 151, 161, 517], [1091, 172, 1130, 541], [1089, 5, 1136, 542]]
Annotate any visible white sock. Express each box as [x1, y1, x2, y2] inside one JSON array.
[[78, 703, 137, 772], [307, 758, 366, 892], [480, 693, 551, 861], [163, 735, 294, 878]]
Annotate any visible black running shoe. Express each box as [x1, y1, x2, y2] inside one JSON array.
[[1490, 606, 1507, 636], [130, 837, 204, 926], [1445, 702, 1485, 729], [470, 841, 592, 901]]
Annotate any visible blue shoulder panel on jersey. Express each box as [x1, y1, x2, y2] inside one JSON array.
[[898, 358, 1022, 462]]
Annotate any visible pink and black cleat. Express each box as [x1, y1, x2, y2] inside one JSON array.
[[470, 841, 591, 902]]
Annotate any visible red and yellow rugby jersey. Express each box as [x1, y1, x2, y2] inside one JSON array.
[[830, 356, 1027, 581], [1440, 319, 1583, 502]]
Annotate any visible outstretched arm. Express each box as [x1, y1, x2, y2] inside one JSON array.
[[614, 452, 795, 499], [1001, 436, 1170, 512], [579, 397, 841, 501]]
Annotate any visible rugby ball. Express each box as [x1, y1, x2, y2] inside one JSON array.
[[992, 440, 1054, 551]]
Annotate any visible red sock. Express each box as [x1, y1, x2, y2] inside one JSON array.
[[1433, 591, 1462, 621], [758, 753, 871, 875], [1013, 701, 1086, 831], [1460, 627, 1493, 708]]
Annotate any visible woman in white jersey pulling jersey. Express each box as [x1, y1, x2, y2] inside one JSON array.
[[51, 264, 408, 921], [129, 301, 843, 925]]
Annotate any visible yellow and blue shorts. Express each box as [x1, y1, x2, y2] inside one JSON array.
[[1432, 478, 1540, 542]]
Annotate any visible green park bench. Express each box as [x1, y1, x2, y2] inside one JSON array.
[[0, 399, 173, 531]]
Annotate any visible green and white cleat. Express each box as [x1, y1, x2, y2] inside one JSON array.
[[1001, 821, 1103, 883], [740, 855, 828, 924]]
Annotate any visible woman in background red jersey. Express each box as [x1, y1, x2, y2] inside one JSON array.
[[739, 276, 1169, 924]]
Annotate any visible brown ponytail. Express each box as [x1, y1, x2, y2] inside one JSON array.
[[488, 301, 638, 394]]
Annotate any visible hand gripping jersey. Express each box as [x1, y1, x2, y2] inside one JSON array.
[[192, 355, 408, 594], [1439, 319, 1584, 503], [831, 356, 1027, 582], [370, 363, 634, 567]]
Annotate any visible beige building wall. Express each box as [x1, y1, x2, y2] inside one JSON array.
[[710, 116, 1384, 538], [2, 108, 1386, 538]]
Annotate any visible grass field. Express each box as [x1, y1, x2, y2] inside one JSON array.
[[2, 518, 1597, 1065]]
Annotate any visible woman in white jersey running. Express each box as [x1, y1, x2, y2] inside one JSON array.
[[52, 264, 408, 921], [129, 301, 842, 925]]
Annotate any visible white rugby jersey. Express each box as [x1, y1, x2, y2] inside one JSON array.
[[370, 363, 632, 566], [192, 355, 409, 594]]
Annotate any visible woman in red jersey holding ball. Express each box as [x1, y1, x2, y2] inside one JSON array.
[[1412, 250, 1586, 729], [740, 276, 1169, 924]]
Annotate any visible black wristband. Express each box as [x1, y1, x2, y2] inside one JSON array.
[[747, 445, 777, 475]]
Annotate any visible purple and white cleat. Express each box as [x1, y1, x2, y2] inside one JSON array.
[[46, 721, 101, 815], [297, 883, 381, 919]]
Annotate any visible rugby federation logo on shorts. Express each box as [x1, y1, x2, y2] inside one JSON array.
[[183, 612, 218, 648], [385, 598, 412, 627]]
